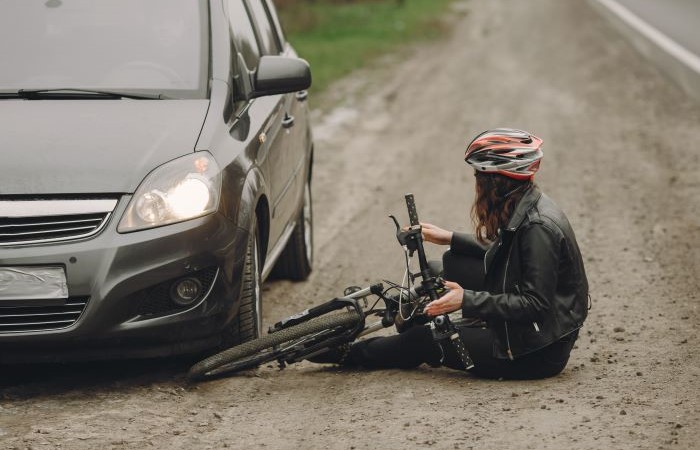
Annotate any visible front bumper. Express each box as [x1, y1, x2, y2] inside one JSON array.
[[0, 197, 249, 362]]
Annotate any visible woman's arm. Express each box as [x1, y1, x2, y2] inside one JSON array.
[[425, 223, 562, 322], [420, 223, 488, 258], [420, 222, 453, 245], [461, 223, 561, 322], [450, 232, 488, 258]]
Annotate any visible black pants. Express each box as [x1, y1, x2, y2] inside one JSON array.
[[346, 250, 577, 379]]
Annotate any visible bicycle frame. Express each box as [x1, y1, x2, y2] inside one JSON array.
[[269, 283, 383, 333], [264, 194, 445, 365], [265, 283, 409, 367]]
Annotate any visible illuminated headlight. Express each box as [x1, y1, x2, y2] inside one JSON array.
[[118, 152, 222, 233]]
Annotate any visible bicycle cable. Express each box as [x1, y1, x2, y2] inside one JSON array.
[[398, 248, 419, 321]]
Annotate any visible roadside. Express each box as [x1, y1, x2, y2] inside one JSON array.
[[589, 0, 700, 101], [276, 0, 456, 93], [1, 1, 699, 449]]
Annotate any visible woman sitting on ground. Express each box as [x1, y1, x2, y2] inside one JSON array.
[[310, 128, 589, 380]]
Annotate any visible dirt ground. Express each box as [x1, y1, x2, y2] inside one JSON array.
[[1, 1, 699, 449]]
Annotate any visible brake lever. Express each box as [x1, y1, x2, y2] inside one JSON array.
[[389, 215, 401, 233], [389, 215, 420, 255]]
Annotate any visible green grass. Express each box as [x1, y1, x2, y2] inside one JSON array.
[[275, 0, 455, 93]]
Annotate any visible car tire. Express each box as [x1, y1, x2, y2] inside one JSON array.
[[271, 176, 313, 281], [221, 217, 262, 347]]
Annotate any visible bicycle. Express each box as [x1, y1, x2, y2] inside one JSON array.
[[187, 194, 474, 381]]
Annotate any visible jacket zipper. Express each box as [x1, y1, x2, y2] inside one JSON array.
[[503, 239, 514, 360], [484, 240, 499, 275], [513, 281, 540, 333]]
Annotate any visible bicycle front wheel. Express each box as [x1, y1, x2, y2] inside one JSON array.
[[188, 310, 361, 381]]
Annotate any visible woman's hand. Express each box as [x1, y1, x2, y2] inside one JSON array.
[[420, 222, 453, 245], [424, 280, 464, 316]]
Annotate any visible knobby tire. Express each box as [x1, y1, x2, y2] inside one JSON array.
[[188, 310, 361, 380]]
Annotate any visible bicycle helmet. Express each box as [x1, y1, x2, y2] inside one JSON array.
[[464, 128, 543, 180]]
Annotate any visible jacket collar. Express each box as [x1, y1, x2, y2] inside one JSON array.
[[505, 185, 542, 232], [484, 186, 541, 275]]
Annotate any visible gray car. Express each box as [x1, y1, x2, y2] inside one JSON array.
[[0, 0, 314, 362]]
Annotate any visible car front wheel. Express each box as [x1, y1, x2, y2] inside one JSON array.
[[222, 217, 262, 347], [271, 176, 313, 281]]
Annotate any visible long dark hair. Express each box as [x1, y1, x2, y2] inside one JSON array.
[[471, 172, 534, 244]]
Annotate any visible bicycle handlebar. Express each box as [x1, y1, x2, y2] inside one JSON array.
[[405, 193, 420, 227], [402, 193, 441, 301]]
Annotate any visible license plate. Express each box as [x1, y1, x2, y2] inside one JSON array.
[[0, 266, 68, 300]]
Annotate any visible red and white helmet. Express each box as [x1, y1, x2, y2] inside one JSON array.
[[464, 128, 543, 180]]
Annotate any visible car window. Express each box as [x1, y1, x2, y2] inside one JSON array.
[[246, 0, 281, 55], [263, 0, 287, 49], [0, 0, 209, 99], [228, 0, 261, 71]]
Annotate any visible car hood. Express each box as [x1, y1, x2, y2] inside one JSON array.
[[0, 100, 210, 195]]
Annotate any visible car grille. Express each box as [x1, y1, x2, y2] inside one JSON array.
[[0, 297, 89, 333], [0, 198, 118, 246]]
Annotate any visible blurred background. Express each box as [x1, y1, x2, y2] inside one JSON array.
[[273, 0, 454, 92]]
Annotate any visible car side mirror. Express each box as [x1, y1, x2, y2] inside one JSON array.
[[252, 56, 311, 99]]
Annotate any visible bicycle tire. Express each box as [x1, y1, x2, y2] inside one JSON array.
[[188, 310, 361, 380]]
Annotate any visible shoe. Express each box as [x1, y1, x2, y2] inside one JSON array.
[[306, 343, 351, 365]]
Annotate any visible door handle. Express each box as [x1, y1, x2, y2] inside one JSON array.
[[282, 114, 295, 129], [296, 90, 308, 102]]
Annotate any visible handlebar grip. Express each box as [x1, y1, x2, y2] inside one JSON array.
[[405, 193, 420, 227]]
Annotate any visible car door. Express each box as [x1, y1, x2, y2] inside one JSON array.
[[245, 0, 301, 237], [227, 0, 291, 245], [262, 0, 309, 214]]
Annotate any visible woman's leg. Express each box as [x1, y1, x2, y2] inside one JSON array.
[[441, 327, 579, 379], [435, 325, 507, 375], [346, 325, 443, 369], [442, 250, 485, 291], [506, 330, 579, 379]]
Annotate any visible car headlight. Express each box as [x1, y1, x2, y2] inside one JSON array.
[[118, 152, 222, 233]]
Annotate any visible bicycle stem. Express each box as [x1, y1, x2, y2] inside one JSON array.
[[404, 193, 440, 301], [414, 232, 439, 301]]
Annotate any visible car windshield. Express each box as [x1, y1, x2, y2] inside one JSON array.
[[0, 0, 209, 99]]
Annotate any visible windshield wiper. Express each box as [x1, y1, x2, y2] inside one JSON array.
[[6, 89, 167, 100]]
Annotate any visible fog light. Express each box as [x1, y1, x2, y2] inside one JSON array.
[[170, 277, 203, 306]]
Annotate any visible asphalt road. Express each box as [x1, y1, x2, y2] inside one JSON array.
[[615, 0, 700, 57], [1, 1, 699, 449]]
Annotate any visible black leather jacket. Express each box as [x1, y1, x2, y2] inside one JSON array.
[[451, 187, 588, 360]]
